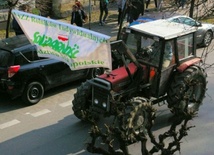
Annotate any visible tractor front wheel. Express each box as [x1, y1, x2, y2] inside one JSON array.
[[167, 65, 207, 115], [72, 80, 94, 122], [121, 97, 155, 144]]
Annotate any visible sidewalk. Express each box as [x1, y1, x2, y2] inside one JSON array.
[[81, 4, 180, 41], [82, 9, 177, 41], [70, 0, 214, 42], [83, 6, 119, 41]]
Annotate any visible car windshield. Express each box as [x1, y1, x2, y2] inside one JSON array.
[[168, 16, 200, 27], [0, 50, 10, 66]]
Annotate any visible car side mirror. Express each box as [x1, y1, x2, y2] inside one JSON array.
[[196, 22, 202, 27]]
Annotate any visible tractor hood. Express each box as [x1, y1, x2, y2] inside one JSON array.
[[98, 63, 137, 92]]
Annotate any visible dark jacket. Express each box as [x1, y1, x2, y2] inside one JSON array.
[[71, 10, 83, 27]]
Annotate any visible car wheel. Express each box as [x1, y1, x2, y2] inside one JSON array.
[[202, 31, 213, 47], [22, 81, 44, 105]]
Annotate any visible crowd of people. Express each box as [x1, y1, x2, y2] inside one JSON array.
[[70, 0, 168, 27], [71, 0, 161, 27], [12, 0, 187, 30]]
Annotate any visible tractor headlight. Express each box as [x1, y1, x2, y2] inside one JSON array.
[[94, 99, 99, 104], [102, 102, 107, 108]]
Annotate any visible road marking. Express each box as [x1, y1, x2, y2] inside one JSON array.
[[31, 109, 51, 117], [69, 150, 85, 155], [59, 101, 72, 107], [0, 119, 20, 129]]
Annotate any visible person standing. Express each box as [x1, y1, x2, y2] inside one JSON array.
[[145, 0, 157, 12], [70, 5, 84, 27], [127, 0, 145, 24], [180, 0, 186, 9], [117, 0, 125, 25], [99, 0, 109, 26], [71, 5, 83, 27]]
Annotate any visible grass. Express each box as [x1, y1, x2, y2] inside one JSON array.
[[202, 17, 214, 24], [0, 30, 15, 39]]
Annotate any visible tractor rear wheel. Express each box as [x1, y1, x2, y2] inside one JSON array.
[[167, 65, 207, 114], [121, 97, 155, 144], [72, 80, 94, 122]]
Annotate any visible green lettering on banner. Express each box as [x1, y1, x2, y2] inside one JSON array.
[[70, 28, 108, 44], [39, 50, 70, 63], [33, 32, 79, 58], [29, 14, 109, 43], [71, 60, 105, 69], [14, 11, 107, 42]]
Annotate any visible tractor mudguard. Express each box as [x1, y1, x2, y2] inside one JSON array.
[[177, 57, 201, 72]]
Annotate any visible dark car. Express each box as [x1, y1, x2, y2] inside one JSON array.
[[0, 35, 103, 105], [167, 15, 214, 47]]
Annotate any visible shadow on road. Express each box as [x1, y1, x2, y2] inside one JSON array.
[[0, 114, 93, 155], [0, 79, 83, 113]]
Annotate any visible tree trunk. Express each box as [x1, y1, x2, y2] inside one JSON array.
[[5, 8, 12, 38], [5, 0, 19, 38], [189, 0, 195, 18]]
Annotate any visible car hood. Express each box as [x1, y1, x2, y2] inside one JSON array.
[[200, 23, 214, 30]]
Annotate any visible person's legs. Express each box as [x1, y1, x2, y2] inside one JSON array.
[[145, 0, 150, 11], [157, 0, 162, 10], [103, 7, 108, 23], [181, 0, 186, 8], [128, 12, 133, 24], [146, 0, 150, 8], [99, 7, 104, 25], [154, 0, 158, 8], [118, 8, 122, 25]]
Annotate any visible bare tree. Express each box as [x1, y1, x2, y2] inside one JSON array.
[[170, 0, 214, 19], [4, 0, 52, 38]]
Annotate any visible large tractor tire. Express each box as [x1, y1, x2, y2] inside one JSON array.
[[72, 80, 93, 122], [167, 65, 207, 114], [121, 97, 155, 144]]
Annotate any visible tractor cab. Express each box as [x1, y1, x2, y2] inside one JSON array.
[[120, 19, 198, 98]]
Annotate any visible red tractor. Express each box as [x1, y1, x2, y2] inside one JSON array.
[[72, 19, 207, 142]]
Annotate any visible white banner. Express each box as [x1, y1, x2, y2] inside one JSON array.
[[12, 10, 112, 70]]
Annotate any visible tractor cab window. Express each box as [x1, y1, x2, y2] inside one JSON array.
[[122, 31, 138, 54], [135, 36, 162, 67], [177, 33, 194, 60], [162, 40, 174, 68]]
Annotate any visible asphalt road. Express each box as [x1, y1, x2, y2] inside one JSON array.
[[0, 42, 214, 155]]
